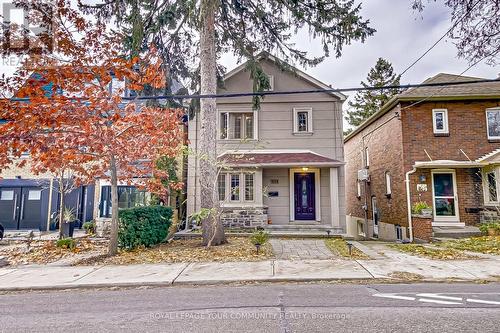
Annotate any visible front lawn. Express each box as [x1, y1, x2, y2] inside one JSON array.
[[76, 237, 274, 265], [437, 236, 500, 255], [324, 239, 368, 259], [388, 244, 475, 260]]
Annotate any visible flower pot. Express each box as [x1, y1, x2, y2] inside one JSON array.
[[421, 208, 433, 217], [487, 228, 498, 236], [62, 221, 76, 238]]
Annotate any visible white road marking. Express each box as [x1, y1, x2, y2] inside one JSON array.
[[416, 293, 463, 301], [466, 298, 500, 305], [418, 298, 462, 305], [373, 294, 416, 301]]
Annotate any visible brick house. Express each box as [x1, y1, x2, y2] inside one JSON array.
[[187, 54, 346, 234], [344, 73, 500, 241]]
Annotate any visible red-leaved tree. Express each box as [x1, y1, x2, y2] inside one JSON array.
[[0, 1, 184, 254]]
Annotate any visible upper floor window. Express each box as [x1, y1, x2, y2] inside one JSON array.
[[385, 171, 392, 197], [264, 75, 274, 91], [219, 112, 255, 140], [486, 108, 500, 140], [293, 107, 313, 134], [432, 109, 448, 135]]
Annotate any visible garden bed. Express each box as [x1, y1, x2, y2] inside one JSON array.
[[437, 236, 500, 255], [388, 243, 476, 260], [324, 239, 368, 259], [76, 237, 274, 265]]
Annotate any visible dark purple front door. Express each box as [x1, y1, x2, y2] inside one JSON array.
[[294, 173, 315, 220]]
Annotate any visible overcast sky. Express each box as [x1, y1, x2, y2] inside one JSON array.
[[1, 0, 498, 99], [221, 0, 498, 102]]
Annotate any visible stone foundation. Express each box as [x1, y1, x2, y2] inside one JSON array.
[[412, 215, 433, 242], [480, 209, 500, 223], [220, 207, 268, 228]]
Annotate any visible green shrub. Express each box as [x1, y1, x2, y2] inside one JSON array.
[[250, 230, 270, 245], [82, 221, 96, 234], [479, 222, 500, 234], [118, 205, 173, 250], [56, 238, 76, 250]]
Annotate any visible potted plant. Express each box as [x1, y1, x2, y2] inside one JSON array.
[[82, 220, 96, 235], [412, 201, 432, 217], [61, 207, 77, 238]]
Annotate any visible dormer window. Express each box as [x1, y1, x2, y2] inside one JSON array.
[[264, 75, 274, 91]]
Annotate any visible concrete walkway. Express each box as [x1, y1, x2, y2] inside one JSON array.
[[1, 252, 499, 291], [270, 239, 334, 260]]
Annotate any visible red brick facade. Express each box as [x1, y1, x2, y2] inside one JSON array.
[[412, 216, 433, 242], [345, 97, 500, 238]]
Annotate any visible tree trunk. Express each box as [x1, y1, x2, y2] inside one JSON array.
[[108, 155, 119, 255], [199, 0, 226, 246], [58, 172, 65, 240]]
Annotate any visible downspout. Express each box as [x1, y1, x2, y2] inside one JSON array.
[[405, 167, 417, 242]]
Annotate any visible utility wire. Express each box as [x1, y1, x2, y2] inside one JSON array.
[[9, 78, 500, 102], [399, 0, 482, 77]]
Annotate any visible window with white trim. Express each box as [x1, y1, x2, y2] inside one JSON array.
[[483, 167, 499, 204], [217, 172, 255, 203], [264, 75, 274, 91], [432, 109, 449, 134], [486, 108, 500, 140], [219, 112, 255, 140], [293, 107, 313, 134], [385, 171, 392, 196]]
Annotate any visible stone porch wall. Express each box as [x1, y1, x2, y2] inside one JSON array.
[[480, 209, 500, 223], [220, 207, 268, 228]]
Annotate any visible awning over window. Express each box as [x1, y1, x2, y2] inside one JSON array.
[[414, 160, 485, 169], [218, 150, 344, 167]]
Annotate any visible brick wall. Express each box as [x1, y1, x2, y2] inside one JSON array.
[[412, 215, 433, 242], [345, 108, 407, 229]]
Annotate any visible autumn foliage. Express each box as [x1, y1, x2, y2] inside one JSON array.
[[0, 1, 184, 254]]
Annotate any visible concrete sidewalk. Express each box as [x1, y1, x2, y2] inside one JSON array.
[[0, 254, 499, 291]]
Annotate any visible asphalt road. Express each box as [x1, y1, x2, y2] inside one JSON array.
[[0, 283, 499, 332]]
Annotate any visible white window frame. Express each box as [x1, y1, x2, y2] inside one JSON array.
[[482, 167, 500, 205], [432, 109, 449, 134], [264, 75, 274, 91], [385, 171, 392, 196], [218, 110, 258, 141], [293, 107, 313, 134], [218, 171, 256, 204], [486, 107, 500, 140]]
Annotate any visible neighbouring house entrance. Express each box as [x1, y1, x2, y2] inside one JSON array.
[[371, 196, 379, 237], [432, 170, 459, 222], [294, 173, 316, 220], [0, 187, 43, 230]]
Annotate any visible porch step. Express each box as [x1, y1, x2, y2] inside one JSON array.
[[433, 226, 481, 239]]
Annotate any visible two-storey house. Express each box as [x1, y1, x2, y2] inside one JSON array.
[[344, 73, 500, 241], [187, 54, 347, 234]]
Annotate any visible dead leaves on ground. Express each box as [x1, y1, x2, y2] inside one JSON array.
[[438, 236, 500, 255], [388, 244, 475, 260], [77, 237, 274, 266]]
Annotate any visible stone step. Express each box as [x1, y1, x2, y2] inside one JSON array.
[[433, 226, 481, 239]]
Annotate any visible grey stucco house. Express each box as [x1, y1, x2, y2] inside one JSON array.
[[187, 54, 346, 234]]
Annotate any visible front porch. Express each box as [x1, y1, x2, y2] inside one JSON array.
[[217, 150, 345, 234]]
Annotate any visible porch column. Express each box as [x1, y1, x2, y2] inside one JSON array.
[[329, 167, 340, 228]]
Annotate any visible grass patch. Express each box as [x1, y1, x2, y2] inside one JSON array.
[[437, 236, 500, 255], [324, 239, 368, 259], [388, 244, 475, 260], [77, 237, 274, 265]]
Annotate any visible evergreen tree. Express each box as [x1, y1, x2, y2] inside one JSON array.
[[346, 58, 401, 128], [81, 0, 376, 246]]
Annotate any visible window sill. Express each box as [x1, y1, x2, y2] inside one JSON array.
[[218, 139, 258, 143], [433, 133, 449, 137], [292, 132, 313, 136], [488, 138, 500, 143]]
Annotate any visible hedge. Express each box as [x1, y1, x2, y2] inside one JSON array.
[[118, 205, 173, 250]]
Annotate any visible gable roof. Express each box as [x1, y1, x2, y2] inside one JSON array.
[[344, 73, 500, 142], [223, 52, 346, 101]]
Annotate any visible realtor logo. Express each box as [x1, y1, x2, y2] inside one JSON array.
[[1, 1, 54, 55]]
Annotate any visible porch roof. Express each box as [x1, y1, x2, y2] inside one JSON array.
[[218, 150, 344, 167], [414, 160, 485, 169]]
